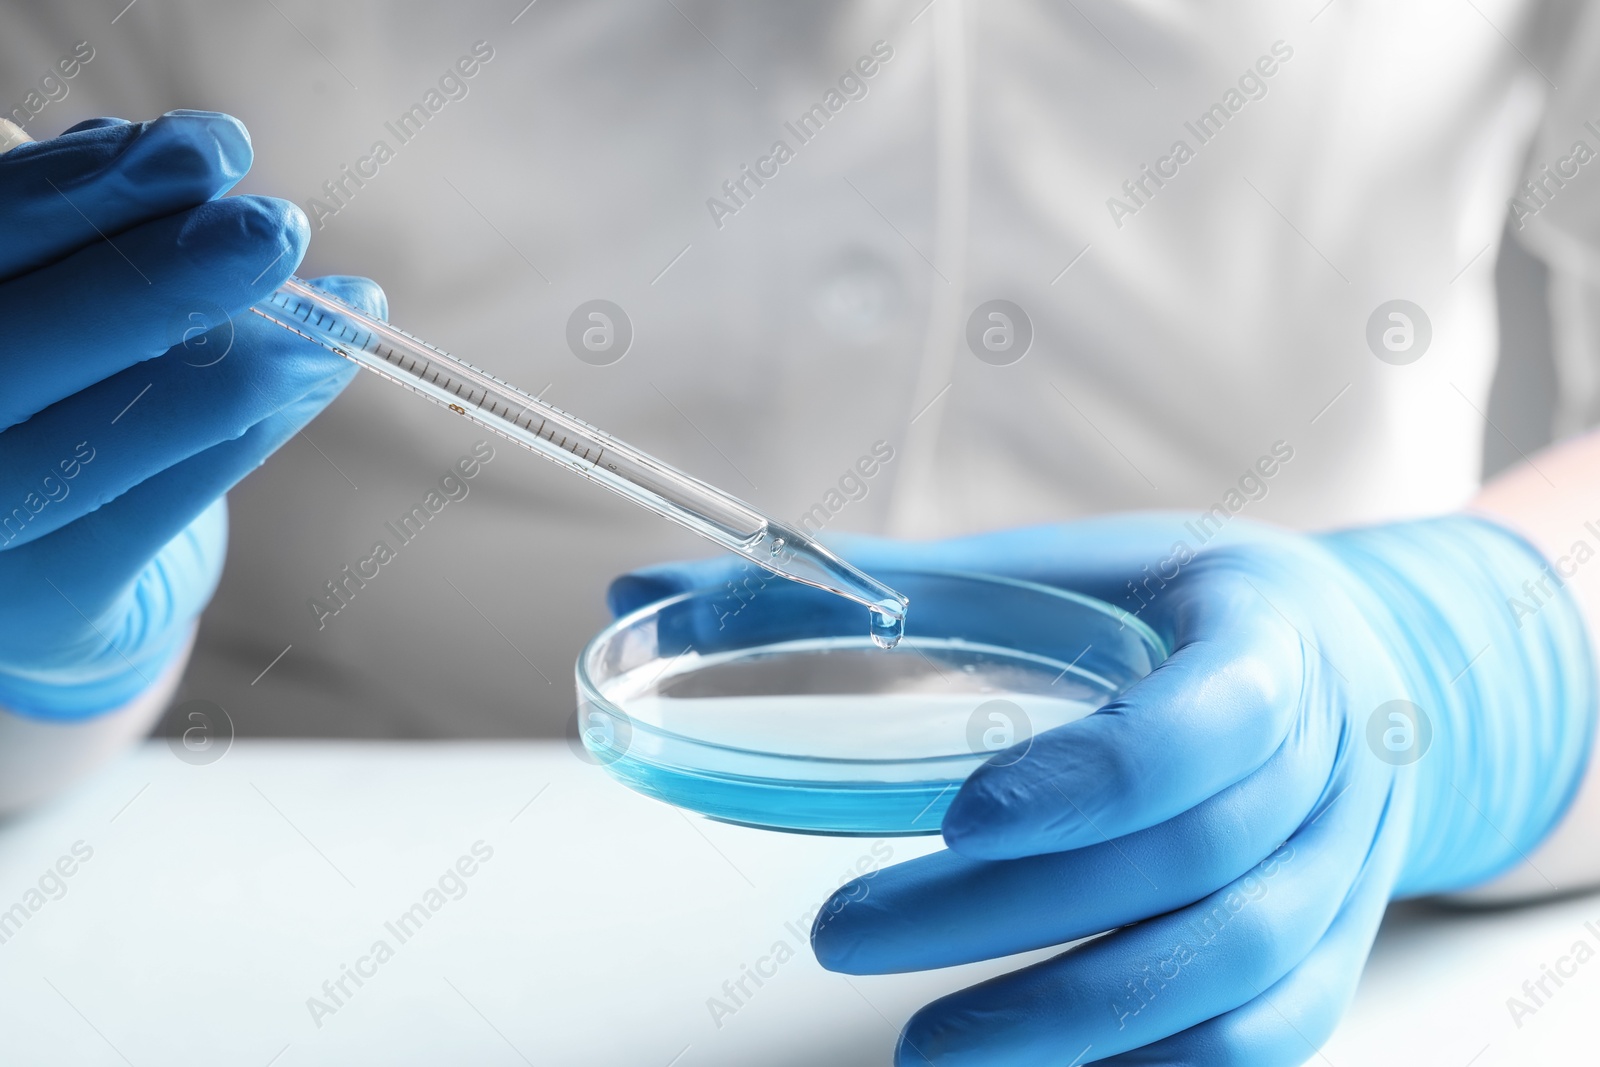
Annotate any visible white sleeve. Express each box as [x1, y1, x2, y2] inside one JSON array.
[[0, 632, 190, 815]]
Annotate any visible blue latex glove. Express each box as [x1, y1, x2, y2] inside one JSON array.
[[609, 513, 1595, 1065], [0, 111, 383, 718]]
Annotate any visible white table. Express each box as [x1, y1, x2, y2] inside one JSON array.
[[0, 742, 1592, 1065]]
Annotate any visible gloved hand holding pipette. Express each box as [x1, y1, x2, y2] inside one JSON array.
[[0, 112, 382, 722], [0, 109, 905, 808], [610, 493, 1600, 1064]]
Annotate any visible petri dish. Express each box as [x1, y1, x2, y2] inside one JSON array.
[[575, 569, 1167, 835]]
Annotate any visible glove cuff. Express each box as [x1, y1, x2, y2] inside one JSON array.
[[0, 624, 195, 721], [1320, 516, 1598, 896]]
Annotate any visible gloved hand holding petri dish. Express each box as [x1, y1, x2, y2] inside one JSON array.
[[600, 513, 1595, 1064]]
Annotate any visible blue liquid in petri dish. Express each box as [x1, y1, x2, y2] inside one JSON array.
[[577, 570, 1166, 835]]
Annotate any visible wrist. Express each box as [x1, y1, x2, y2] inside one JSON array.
[[1317, 515, 1597, 896]]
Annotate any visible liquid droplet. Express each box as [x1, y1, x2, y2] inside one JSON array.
[[769, 537, 785, 556], [869, 606, 904, 650]]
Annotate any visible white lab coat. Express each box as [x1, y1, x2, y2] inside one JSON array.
[[3, 0, 1599, 757]]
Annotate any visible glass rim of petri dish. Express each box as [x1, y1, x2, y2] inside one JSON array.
[[574, 568, 1169, 835]]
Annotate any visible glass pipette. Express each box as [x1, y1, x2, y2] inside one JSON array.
[[252, 278, 909, 646]]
